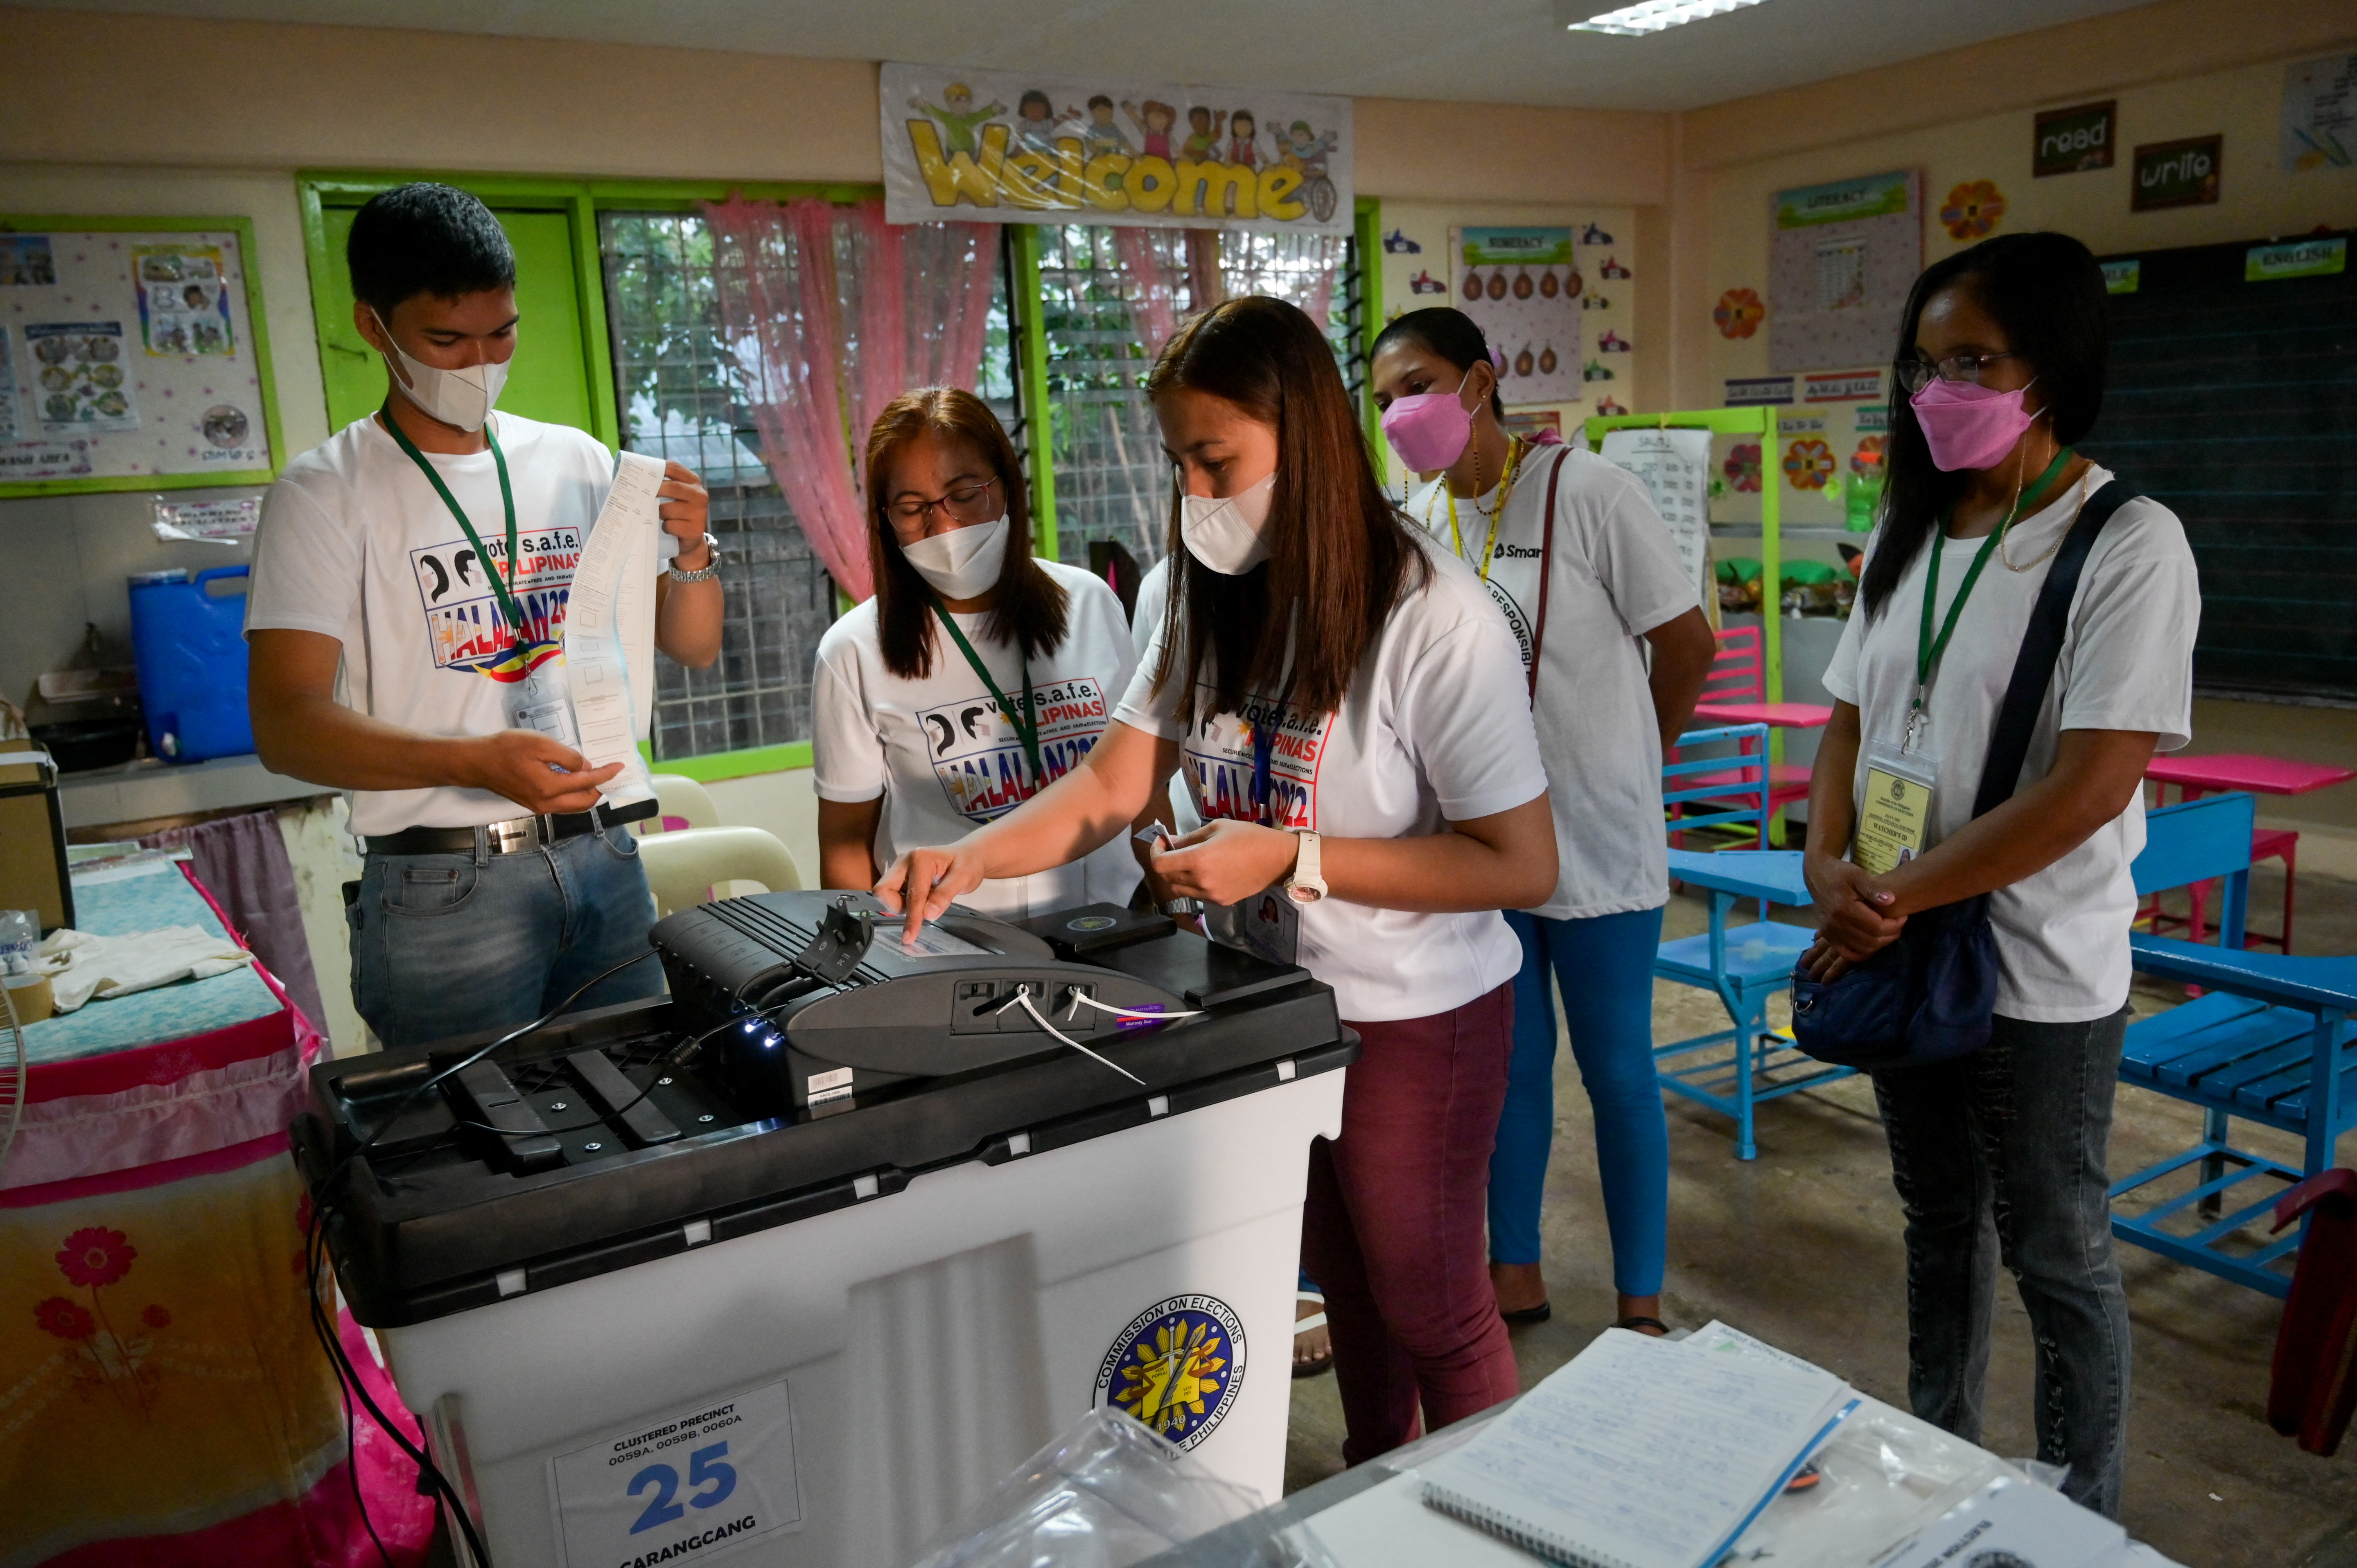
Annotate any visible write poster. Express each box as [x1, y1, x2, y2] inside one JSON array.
[[880, 63, 1352, 235], [1454, 227, 1581, 406], [2283, 54, 2357, 171], [1768, 171, 1921, 373], [1599, 427, 1711, 605], [0, 224, 274, 491]]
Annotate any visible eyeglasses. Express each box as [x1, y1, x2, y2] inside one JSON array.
[[1894, 351, 2023, 395], [887, 475, 999, 535]]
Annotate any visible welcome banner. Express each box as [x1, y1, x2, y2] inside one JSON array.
[[880, 63, 1354, 235]]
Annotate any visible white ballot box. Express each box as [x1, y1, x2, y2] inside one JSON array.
[[300, 896, 1349, 1568]]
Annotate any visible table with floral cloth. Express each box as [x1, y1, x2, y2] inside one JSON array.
[[1, 857, 434, 1568]]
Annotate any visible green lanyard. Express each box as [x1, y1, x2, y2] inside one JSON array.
[[931, 602, 1043, 787], [1909, 447, 2074, 746], [380, 400, 530, 644]]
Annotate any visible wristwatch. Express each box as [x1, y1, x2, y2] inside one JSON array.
[[667, 537, 723, 583], [1159, 898, 1203, 917], [1283, 829, 1327, 906]]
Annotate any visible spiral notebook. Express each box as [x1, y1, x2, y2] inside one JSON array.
[[1418, 1327, 1858, 1568]]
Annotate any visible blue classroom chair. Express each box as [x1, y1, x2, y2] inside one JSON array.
[[2111, 792, 2357, 1298], [1655, 725, 1851, 1160]]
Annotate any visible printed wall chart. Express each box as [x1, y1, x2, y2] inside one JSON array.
[[0, 220, 280, 494], [1767, 172, 1921, 375]]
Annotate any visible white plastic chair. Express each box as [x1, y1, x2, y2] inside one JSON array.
[[637, 825, 803, 918], [640, 772, 722, 834]]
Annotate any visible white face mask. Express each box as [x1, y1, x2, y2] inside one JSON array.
[[900, 514, 1010, 600], [372, 308, 510, 433], [1179, 471, 1276, 575]]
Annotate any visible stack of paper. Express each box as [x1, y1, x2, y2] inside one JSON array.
[[1883, 1475, 2129, 1568], [1418, 1326, 1859, 1568]]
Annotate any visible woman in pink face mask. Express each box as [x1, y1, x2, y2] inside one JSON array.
[[1802, 232, 2201, 1520], [1370, 309, 1717, 1345]]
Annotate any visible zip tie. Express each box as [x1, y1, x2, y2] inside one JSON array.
[[1063, 992, 1204, 1023], [1013, 989, 1145, 1085]]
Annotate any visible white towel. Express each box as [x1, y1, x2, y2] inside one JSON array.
[[38, 925, 254, 1013]]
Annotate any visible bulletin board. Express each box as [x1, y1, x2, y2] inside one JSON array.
[[0, 215, 283, 497]]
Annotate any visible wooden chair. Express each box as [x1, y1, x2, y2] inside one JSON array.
[[2110, 792, 2357, 1297], [1679, 627, 1811, 833], [1664, 722, 1772, 851]]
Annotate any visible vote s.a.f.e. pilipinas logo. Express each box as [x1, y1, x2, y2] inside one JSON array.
[[1094, 1294, 1246, 1451]]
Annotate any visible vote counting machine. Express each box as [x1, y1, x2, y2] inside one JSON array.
[[298, 891, 1355, 1568]]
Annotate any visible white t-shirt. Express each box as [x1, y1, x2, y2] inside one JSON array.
[[246, 411, 673, 837], [1822, 466, 2200, 1022], [1407, 446, 1698, 920], [1114, 534, 1549, 1022], [1128, 557, 1203, 837], [813, 558, 1141, 921]]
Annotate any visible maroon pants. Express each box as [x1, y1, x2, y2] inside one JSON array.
[[1302, 981, 1520, 1463]]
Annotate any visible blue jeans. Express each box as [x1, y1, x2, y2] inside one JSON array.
[[1870, 1009, 2133, 1518], [349, 823, 665, 1049], [1488, 906, 1668, 1296]]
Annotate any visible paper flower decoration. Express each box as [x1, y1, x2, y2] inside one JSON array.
[[1713, 288, 1765, 340], [1851, 435, 1886, 476], [1723, 442, 1763, 494], [1784, 438, 1836, 491], [1940, 180, 2008, 241], [1595, 396, 1628, 416]]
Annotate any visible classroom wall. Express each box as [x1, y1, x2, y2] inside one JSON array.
[[1664, 0, 2357, 848]]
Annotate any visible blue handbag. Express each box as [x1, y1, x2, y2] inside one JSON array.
[[1789, 480, 2137, 1072]]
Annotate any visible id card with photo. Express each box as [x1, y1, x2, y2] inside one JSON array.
[[1204, 885, 1300, 968], [1854, 740, 1938, 877]]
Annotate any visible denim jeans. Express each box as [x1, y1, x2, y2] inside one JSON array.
[[1870, 1008, 2133, 1518], [1491, 906, 1669, 1292], [349, 823, 664, 1049]]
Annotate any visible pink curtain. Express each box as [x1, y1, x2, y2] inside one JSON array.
[[1113, 227, 1182, 356], [705, 197, 1001, 603]]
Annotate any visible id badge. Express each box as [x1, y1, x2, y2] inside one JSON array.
[[502, 645, 581, 751], [1854, 738, 1939, 877], [1204, 885, 1300, 967]]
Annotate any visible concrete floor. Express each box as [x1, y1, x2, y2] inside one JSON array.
[[1283, 862, 2357, 1568]]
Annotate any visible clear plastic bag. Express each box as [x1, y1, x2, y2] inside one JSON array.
[[1725, 1405, 2012, 1563], [904, 1408, 1265, 1568]]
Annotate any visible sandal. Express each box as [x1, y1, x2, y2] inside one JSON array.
[[1294, 1290, 1334, 1379], [1499, 1301, 1552, 1327], [1612, 1315, 1669, 1336]]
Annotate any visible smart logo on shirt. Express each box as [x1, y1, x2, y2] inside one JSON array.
[[923, 676, 1111, 822], [1182, 687, 1331, 830], [409, 526, 581, 681]]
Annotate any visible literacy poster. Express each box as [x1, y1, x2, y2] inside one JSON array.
[[1768, 171, 1921, 374], [881, 63, 1352, 235], [1454, 227, 1582, 406]]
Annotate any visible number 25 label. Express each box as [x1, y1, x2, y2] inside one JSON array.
[[551, 1378, 802, 1568]]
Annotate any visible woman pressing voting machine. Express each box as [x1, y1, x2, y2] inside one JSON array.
[[1801, 232, 2199, 1519], [877, 297, 1556, 1463], [1373, 308, 1714, 1341], [813, 388, 1139, 918]]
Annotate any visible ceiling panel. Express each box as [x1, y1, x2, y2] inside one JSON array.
[[11, 0, 2165, 111]]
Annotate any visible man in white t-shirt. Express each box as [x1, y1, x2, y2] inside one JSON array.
[[245, 183, 724, 1047]]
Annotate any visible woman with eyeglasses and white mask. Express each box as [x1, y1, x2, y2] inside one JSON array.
[[813, 387, 1140, 917], [876, 298, 1556, 1463], [1804, 232, 2199, 1519]]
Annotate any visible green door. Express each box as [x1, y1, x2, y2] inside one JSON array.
[[313, 203, 600, 440]]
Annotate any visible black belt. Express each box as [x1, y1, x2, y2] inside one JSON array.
[[365, 798, 658, 857]]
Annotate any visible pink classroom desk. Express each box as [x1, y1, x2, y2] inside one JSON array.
[[2142, 754, 2357, 951], [1691, 700, 1834, 730]]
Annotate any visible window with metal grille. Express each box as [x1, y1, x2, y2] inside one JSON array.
[[600, 210, 1019, 761], [1034, 226, 1365, 569]]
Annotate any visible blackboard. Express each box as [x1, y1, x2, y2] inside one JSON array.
[[2083, 230, 2355, 703]]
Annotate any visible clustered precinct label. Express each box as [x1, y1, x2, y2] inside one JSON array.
[[549, 1378, 802, 1568], [880, 63, 1352, 234]]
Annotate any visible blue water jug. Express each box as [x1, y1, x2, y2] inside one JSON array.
[[129, 564, 255, 763]]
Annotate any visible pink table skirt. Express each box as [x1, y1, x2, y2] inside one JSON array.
[[1, 865, 436, 1567]]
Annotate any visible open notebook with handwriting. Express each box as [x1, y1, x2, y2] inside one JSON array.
[[1418, 1325, 1860, 1568]]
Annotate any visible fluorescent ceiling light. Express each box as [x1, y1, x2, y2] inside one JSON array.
[[1565, 0, 1774, 35]]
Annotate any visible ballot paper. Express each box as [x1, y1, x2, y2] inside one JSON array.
[[562, 450, 665, 810]]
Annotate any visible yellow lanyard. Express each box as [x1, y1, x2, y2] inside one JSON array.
[[1431, 435, 1523, 585]]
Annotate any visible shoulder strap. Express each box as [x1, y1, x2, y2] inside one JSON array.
[[1526, 447, 1571, 704], [1970, 479, 2138, 818]]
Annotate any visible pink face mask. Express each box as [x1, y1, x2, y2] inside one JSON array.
[[1380, 374, 1476, 473], [1909, 375, 2041, 472]]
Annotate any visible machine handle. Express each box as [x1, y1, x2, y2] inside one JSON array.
[[195, 564, 252, 592]]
